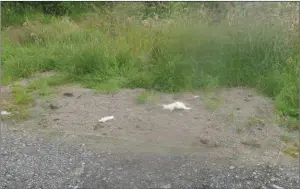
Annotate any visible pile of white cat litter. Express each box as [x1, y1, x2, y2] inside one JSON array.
[[98, 101, 191, 123]]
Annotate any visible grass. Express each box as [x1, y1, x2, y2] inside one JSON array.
[[283, 144, 299, 158], [236, 127, 243, 134], [203, 92, 222, 112], [136, 90, 158, 104], [278, 116, 299, 131], [2, 84, 33, 120], [1, 74, 69, 120], [11, 84, 34, 105], [1, 99, 31, 121], [280, 135, 294, 143], [246, 116, 265, 128], [1, 3, 299, 128], [27, 74, 72, 96]]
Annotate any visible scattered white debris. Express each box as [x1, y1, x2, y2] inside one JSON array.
[[99, 116, 114, 123], [271, 184, 284, 189], [193, 95, 200, 99], [162, 101, 191, 112], [1, 111, 10, 115]]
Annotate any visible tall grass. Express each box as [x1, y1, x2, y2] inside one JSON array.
[[1, 2, 299, 119]]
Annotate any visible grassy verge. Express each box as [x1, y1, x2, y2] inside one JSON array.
[[1, 3, 299, 127]]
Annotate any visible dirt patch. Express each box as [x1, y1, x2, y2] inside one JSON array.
[[3, 83, 298, 167]]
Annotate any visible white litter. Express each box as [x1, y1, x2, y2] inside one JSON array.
[[1, 111, 10, 115], [98, 116, 114, 123], [162, 101, 191, 112], [193, 95, 200, 99]]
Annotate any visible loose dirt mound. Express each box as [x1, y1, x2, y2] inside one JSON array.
[[6, 84, 297, 167]]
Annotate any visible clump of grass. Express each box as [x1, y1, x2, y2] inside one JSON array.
[[246, 116, 265, 128], [203, 93, 222, 112], [11, 84, 33, 105], [6, 84, 33, 120], [283, 144, 299, 158], [226, 112, 234, 123], [280, 135, 294, 143], [278, 116, 299, 131], [236, 127, 243, 134], [32, 81, 55, 97], [87, 77, 125, 93], [1, 100, 31, 120], [27, 74, 69, 97], [136, 90, 157, 104]]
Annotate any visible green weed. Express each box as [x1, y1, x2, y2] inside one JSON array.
[[246, 116, 265, 128], [283, 144, 299, 158], [11, 84, 33, 105], [280, 135, 294, 143], [203, 93, 222, 112], [136, 90, 157, 104], [278, 116, 299, 131]]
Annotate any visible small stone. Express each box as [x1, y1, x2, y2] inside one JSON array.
[[271, 178, 276, 182], [270, 184, 284, 189], [229, 166, 235, 170], [244, 98, 250, 102], [63, 92, 74, 97], [200, 138, 209, 144], [194, 116, 201, 120], [241, 139, 261, 148], [199, 137, 219, 147], [49, 104, 59, 110], [162, 183, 171, 189], [94, 124, 105, 130]]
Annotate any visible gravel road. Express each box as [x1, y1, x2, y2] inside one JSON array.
[[1, 124, 299, 189]]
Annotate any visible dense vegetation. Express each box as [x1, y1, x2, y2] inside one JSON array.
[[1, 2, 299, 121]]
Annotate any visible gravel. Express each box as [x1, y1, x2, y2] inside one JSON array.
[[0, 124, 299, 189]]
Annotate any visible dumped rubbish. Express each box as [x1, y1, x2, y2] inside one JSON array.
[[162, 101, 191, 112], [1, 111, 10, 115], [99, 116, 114, 123]]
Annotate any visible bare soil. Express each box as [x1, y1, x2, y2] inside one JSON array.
[[2, 77, 298, 168]]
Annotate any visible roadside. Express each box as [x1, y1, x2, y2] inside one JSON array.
[[0, 123, 299, 189]]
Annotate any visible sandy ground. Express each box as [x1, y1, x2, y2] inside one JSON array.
[[3, 82, 297, 165], [1, 75, 299, 188]]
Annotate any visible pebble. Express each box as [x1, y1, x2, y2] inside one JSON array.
[[229, 166, 235, 170], [162, 183, 171, 189], [271, 184, 284, 189]]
